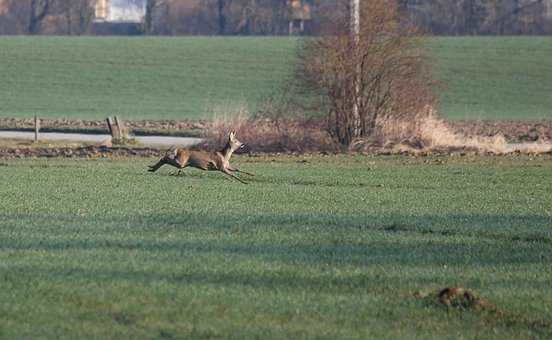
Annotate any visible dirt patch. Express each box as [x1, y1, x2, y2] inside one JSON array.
[[0, 145, 164, 160], [415, 287, 552, 334], [437, 287, 496, 311], [415, 287, 496, 311]]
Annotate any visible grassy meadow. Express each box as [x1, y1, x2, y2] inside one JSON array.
[[0, 36, 297, 120], [428, 37, 552, 120], [0, 155, 551, 338], [1, 36, 552, 121]]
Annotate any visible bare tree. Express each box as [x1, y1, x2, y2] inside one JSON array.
[[28, 0, 54, 34], [57, 0, 94, 35], [298, 0, 436, 145], [0, 0, 25, 34], [143, 0, 165, 34], [403, 0, 552, 35], [217, 0, 229, 34], [227, 0, 288, 35]]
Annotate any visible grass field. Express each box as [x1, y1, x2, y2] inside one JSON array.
[[0, 155, 551, 338], [1, 36, 551, 121], [0, 36, 297, 120], [428, 37, 552, 120]]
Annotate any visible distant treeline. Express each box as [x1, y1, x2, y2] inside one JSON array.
[[404, 0, 552, 35], [0, 0, 551, 36]]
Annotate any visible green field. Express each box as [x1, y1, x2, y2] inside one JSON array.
[[0, 36, 297, 120], [429, 37, 552, 120], [0, 155, 551, 338], [1, 36, 551, 121]]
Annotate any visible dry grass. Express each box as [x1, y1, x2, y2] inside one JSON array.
[[354, 106, 552, 155], [4, 106, 548, 156], [417, 107, 507, 153], [203, 107, 339, 153], [375, 106, 503, 152], [203, 106, 552, 155]]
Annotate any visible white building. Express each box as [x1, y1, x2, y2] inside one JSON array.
[[95, 0, 146, 23], [547, 0, 552, 18]]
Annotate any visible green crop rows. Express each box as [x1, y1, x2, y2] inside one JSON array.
[[0, 155, 550, 338], [1, 36, 551, 120]]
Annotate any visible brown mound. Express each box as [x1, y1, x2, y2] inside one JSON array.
[[416, 287, 496, 311], [438, 287, 495, 311]]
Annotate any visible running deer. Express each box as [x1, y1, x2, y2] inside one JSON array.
[[147, 131, 254, 184]]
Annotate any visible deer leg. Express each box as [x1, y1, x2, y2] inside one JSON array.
[[236, 169, 255, 176], [228, 166, 255, 176], [169, 161, 189, 176], [222, 169, 248, 184], [169, 169, 185, 176], [148, 158, 167, 172], [151, 156, 187, 175]]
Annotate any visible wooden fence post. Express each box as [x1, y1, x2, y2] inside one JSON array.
[[34, 116, 40, 142], [106, 116, 120, 140], [105, 116, 129, 144], [113, 116, 127, 139]]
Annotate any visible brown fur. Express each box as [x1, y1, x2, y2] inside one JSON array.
[[148, 131, 253, 184]]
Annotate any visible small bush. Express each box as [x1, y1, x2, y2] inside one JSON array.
[[203, 107, 339, 154]]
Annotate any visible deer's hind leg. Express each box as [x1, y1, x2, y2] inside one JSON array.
[[169, 156, 190, 176], [148, 157, 168, 172], [170, 165, 190, 176]]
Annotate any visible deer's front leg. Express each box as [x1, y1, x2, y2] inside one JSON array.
[[228, 165, 255, 176], [222, 169, 248, 184]]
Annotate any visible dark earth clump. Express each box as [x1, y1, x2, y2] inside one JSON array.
[[0, 146, 164, 160], [415, 286, 496, 311], [437, 287, 496, 311]]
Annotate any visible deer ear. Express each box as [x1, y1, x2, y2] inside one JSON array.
[[229, 130, 236, 139]]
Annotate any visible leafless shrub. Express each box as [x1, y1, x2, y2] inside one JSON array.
[[298, 0, 437, 146]]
